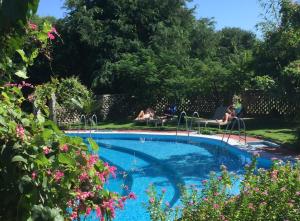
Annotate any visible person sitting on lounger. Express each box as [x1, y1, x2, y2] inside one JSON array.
[[135, 108, 155, 120], [216, 105, 236, 123]]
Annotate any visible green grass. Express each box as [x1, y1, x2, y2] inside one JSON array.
[[63, 118, 299, 149]]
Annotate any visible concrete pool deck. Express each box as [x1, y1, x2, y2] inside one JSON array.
[[64, 130, 300, 161]]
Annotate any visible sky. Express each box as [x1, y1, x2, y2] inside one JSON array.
[[37, 0, 263, 36]]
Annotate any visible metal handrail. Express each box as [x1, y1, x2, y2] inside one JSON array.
[[176, 111, 188, 137], [221, 117, 247, 145], [80, 115, 87, 130], [189, 112, 201, 136]]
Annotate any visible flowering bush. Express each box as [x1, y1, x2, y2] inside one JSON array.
[[146, 157, 300, 221], [0, 83, 134, 220], [0, 21, 134, 220]]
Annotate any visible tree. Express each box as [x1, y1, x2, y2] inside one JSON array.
[[255, 0, 300, 90]]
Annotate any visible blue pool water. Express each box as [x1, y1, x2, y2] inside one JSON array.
[[67, 133, 271, 221]]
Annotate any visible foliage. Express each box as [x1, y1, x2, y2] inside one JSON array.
[[0, 17, 59, 83], [255, 0, 300, 95], [282, 60, 300, 93], [0, 7, 134, 220], [146, 156, 300, 221], [29, 0, 257, 104], [251, 75, 277, 91], [34, 77, 93, 114], [0, 85, 134, 220]]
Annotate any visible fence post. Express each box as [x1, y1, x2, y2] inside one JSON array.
[[49, 93, 57, 124]]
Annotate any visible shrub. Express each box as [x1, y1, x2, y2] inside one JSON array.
[[34, 77, 93, 114], [146, 156, 300, 221], [0, 83, 134, 220]]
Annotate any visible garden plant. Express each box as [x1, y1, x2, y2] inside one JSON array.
[[146, 156, 300, 221]]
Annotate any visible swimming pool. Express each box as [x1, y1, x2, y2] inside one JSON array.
[[67, 132, 271, 221]]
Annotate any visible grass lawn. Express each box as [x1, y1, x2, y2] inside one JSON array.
[[63, 118, 299, 149]]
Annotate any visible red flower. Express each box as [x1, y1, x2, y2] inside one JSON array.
[[128, 192, 137, 200], [16, 125, 25, 140], [29, 22, 38, 30], [31, 171, 37, 180], [48, 32, 55, 40]]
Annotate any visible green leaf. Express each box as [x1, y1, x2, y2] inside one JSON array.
[[16, 49, 28, 63], [15, 68, 28, 79], [37, 113, 45, 124], [21, 118, 30, 127], [42, 129, 53, 141], [19, 175, 33, 194], [42, 176, 48, 189], [11, 155, 27, 164], [87, 138, 99, 151], [35, 154, 49, 166], [58, 153, 76, 167], [29, 49, 39, 65]]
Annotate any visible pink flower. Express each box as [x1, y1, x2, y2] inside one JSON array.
[[121, 196, 127, 202], [260, 201, 267, 206], [102, 199, 115, 218], [128, 192, 136, 200], [213, 204, 219, 209], [31, 171, 37, 180], [53, 170, 64, 182], [96, 172, 106, 183], [218, 176, 222, 181], [76, 190, 92, 200], [88, 154, 98, 166], [162, 188, 166, 193], [262, 190, 268, 196], [70, 211, 77, 220], [214, 192, 219, 196], [220, 215, 226, 220], [48, 32, 55, 40], [16, 125, 25, 139], [86, 207, 92, 215], [165, 201, 170, 207], [296, 191, 300, 196], [203, 197, 208, 202], [149, 198, 155, 204], [51, 27, 58, 34], [118, 199, 124, 209], [4, 82, 18, 87], [248, 203, 255, 211], [271, 170, 279, 179], [253, 187, 260, 192], [67, 200, 73, 207], [43, 146, 51, 155], [104, 163, 117, 178], [79, 172, 89, 182], [202, 179, 208, 184], [29, 22, 37, 30], [60, 144, 69, 152]]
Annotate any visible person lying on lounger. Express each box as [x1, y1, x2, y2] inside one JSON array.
[[216, 105, 236, 123], [135, 108, 155, 120]]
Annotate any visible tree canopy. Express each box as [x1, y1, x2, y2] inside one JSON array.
[[26, 0, 300, 104]]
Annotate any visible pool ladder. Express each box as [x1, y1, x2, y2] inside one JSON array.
[[221, 117, 247, 145], [176, 111, 247, 145], [176, 111, 201, 139], [176, 111, 188, 137]]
